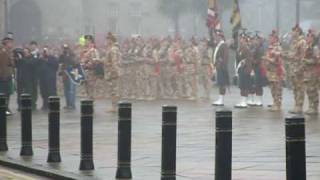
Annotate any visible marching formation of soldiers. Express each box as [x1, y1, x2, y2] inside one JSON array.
[[119, 36, 213, 101], [1, 24, 320, 115], [79, 35, 214, 105]]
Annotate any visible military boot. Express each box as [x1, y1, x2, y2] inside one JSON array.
[[305, 107, 318, 115], [269, 104, 281, 112], [289, 106, 303, 114]]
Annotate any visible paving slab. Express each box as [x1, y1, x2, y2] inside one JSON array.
[[0, 87, 319, 180]]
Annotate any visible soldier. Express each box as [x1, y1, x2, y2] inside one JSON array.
[[188, 38, 201, 100], [80, 35, 101, 99], [168, 38, 182, 99], [235, 32, 253, 108], [198, 39, 212, 100], [104, 32, 121, 113], [160, 39, 172, 99], [212, 31, 230, 106], [283, 25, 307, 114], [248, 33, 268, 106], [263, 32, 284, 111], [303, 29, 319, 115], [149, 39, 161, 100]]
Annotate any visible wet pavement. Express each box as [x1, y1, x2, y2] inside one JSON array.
[[0, 165, 48, 180], [0, 87, 320, 180]]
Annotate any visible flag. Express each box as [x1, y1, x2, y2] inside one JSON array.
[[207, 0, 221, 31], [65, 64, 86, 85], [230, 0, 242, 33], [230, 0, 242, 49]]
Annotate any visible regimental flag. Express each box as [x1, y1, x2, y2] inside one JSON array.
[[230, 0, 242, 32], [207, 0, 221, 31], [230, 0, 242, 49], [65, 64, 86, 85]]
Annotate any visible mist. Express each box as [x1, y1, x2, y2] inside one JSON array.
[[1, 0, 319, 43]]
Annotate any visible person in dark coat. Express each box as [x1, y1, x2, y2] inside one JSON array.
[[0, 37, 14, 115], [29, 41, 41, 110], [15, 48, 39, 110], [38, 47, 59, 110]]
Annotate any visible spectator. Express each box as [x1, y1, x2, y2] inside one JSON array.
[[15, 47, 38, 110], [0, 36, 14, 116], [38, 47, 59, 110]]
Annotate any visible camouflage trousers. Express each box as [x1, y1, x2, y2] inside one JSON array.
[[304, 78, 319, 110], [198, 66, 211, 99], [84, 71, 97, 99], [269, 81, 282, 106], [290, 74, 305, 108], [185, 72, 197, 99], [108, 78, 119, 109]]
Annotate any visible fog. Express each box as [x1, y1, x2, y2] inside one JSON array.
[[2, 0, 320, 43]]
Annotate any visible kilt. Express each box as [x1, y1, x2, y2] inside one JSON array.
[[253, 66, 268, 88], [216, 68, 230, 87], [238, 68, 252, 90]]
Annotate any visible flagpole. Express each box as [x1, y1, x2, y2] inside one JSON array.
[[207, 0, 216, 47], [276, 0, 280, 33], [296, 0, 300, 24], [4, 0, 9, 33]]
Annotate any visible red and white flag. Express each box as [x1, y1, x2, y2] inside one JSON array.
[[207, 0, 221, 30]]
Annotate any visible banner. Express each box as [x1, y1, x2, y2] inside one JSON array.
[[65, 64, 86, 85]]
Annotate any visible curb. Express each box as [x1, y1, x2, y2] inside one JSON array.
[[0, 157, 80, 180]]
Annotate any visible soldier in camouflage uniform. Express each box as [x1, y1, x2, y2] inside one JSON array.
[[151, 40, 162, 99], [160, 40, 173, 99], [283, 25, 307, 114], [303, 30, 319, 115], [263, 32, 284, 111], [198, 39, 212, 100], [80, 35, 101, 99], [190, 39, 201, 100], [104, 33, 121, 113]]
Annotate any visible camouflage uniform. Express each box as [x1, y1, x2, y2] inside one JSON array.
[[198, 42, 212, 99], [159, 42, 172, 98], [284, 35, 307, 114], [264, 43, 283, 111], [104, 43, 121, 111], [183, 45, 199, 100], [81, 47, 101, 99], [167, 45, 178, 99], [303, 32, 319, 115]]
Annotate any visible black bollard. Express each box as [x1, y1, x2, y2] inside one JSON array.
[[20, 94, 33, 156], [215, 110, 232, 180], [0, 94, 8, 151], [161, 106, 177, 180], [116, 102, 132, 179], [286, 116, 306, 180], [79, 100, 94, 171], [47, 97, 61, 163]]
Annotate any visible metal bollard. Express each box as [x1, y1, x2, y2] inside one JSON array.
[[0, 94, 8, 151], [79, 100, 94, 171], [215, 110, 232, 180], [161, 106, 177, 180], [20, 94, 33, 156], [47, 97, 61, 163], [116, 102, 132, 179], [286, 116, 306, 180]]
